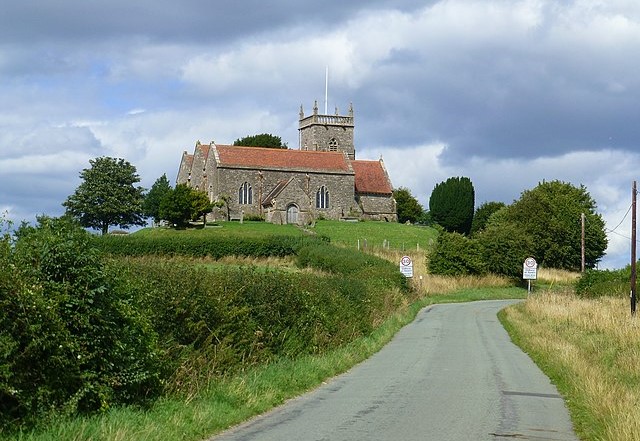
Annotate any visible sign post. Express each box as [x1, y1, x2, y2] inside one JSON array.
[[400, 255, 413, 278], [522, 257, 538, 295]]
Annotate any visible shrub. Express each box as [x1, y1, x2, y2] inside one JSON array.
[[243, 214, 265, 222], [295, 242, 408, 291], [92, 234, 324, 259], [0, 217, 162, 431], [428, 231, 486, 276], [477, 221, 534, 279], [575, 267, 631, 298], [107, 253, 401, 394]]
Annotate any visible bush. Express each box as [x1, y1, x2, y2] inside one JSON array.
[[106, 250, 405, 395], [575, 267, 631, 298], [428, 231, 486, 276], [92, 234, 325, 259], [0, 217, 162, 431], [296, 242, 408, 291], [477, 221, 534, 279]]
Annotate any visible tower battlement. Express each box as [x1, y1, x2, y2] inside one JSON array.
[[298, 101, 355, 160]]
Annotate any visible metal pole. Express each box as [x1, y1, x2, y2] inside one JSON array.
[[632, 181, 637, 316]]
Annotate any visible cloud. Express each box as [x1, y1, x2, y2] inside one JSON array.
[[0, 0, 638, 269]]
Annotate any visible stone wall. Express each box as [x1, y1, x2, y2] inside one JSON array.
[[213, 166, 357, 223], [299, 106, 356, 159], [176, 151, 192, 185], [357, 194, 398, 222], [300, 123, 355, 160], [189, 144, 210, 192]]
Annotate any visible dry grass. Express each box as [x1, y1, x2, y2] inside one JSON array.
[[502, 291, 640, 440], [537, 267, 581, 284], [370, 248, 511, 296]]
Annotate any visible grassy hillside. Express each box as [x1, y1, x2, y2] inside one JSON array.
[[311, 219, 438, 252]]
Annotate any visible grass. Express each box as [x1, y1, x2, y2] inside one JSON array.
[[311, 219, 438, 252], [500, 290, 640, 441]]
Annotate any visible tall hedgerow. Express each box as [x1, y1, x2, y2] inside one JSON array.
[[0, 217, 162, 431]]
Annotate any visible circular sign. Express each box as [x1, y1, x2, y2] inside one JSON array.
[[401, 256, 412, 266], [524, 257, 537, 268]]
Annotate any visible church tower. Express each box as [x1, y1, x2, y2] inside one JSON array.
[[298, 101, 355, 160]]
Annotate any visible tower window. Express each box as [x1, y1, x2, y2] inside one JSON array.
[[316, 186, 330, 209], [328, 138, 338, 151], [239, 182, 253, 205]]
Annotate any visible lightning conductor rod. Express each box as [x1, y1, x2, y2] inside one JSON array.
[[324, 66, 329, 115]]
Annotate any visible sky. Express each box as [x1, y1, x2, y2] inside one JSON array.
[[1, 0, 639, 269]]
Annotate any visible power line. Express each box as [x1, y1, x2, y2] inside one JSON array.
[[606, 202, 633, 234]]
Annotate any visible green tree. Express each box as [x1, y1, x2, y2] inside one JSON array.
[[233, 133, 287, 149], [477, 215, 534, 278], [429, 177, 475, 235], [159, 184, 212, 228], [143, 174, 172, 224], [501, 180, 607, 271], [215, 194, 231, 221], [471, 201, 506, 236], [63, 157, 146, 235], [393, 187, 424, 224], [190, 189, 214, 226]]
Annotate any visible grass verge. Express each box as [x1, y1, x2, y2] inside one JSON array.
[[10, 285, 525, 441], [500, 291, 640, 441]]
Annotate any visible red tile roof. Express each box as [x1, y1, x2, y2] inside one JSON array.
[[352, 160, 393, 195], [215, 145, 352, 173]]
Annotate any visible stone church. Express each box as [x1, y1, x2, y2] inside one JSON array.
[[176, 102, 397, 225]]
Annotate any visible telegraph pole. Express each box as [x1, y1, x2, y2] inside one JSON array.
[[632, 180, 637, 316], [581, 212, 585, 273]]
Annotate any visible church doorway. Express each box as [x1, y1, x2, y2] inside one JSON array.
[[286, 204, 299, 224]]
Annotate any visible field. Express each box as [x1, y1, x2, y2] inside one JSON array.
[[501, 288, 640, 441], [312, 219, 438, 252]]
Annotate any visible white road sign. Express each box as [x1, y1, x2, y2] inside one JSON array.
[[400, 255, 414, 278], [522, 257, 538, 280]]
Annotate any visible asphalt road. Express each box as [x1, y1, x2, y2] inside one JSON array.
[[212, 300, 578, 441]]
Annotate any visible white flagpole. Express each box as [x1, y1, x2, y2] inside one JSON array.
[[324, 66, 329, 115]]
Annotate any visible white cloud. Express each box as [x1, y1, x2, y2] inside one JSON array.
[[0, 150, 91, 175]]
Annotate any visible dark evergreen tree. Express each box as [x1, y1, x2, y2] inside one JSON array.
[[63, 157, 146, 235], [233, 133, 287, 149], [429, 177, 475, 235], [143, 174, 172, 224], [393, 187, 424, 224]]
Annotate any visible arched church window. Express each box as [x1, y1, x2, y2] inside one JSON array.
[[239, 182, 253, 205], [328, 138, 338, 151], [316, 186, 329, 209]]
